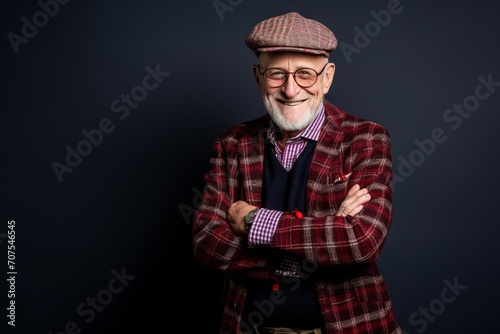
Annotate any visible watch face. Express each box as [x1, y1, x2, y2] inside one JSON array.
[[245, 209, 257, 223]]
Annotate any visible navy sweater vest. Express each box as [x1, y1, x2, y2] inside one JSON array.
[[241, 140, 324, 330], [262, 140, 315, 213]]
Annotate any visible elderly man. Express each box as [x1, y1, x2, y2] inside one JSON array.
[[192, 12, 402, 334]]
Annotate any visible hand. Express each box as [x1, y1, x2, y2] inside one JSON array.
[[227, 200, 258, 235], [336, 184, 371, 217]]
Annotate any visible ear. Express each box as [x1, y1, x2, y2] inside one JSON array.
[[322, 63, 335, 95], [252, 65, 263, 89]]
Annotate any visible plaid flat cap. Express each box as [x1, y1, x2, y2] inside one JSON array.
[[246, 12, 337, 57]]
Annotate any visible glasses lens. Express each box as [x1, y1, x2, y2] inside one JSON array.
[[295, 69, 317, 87], [265, 69, 286, 87]]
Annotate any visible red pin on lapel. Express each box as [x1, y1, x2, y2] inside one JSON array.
[[292, 208, 303, 219], [334, 172, 352, 184]]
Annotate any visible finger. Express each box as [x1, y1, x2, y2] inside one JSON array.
[[346, 194, 371, 215], [338, 203, 351, 217], [345, 184, 360, 198], [347, 204, 364, 216], [337, 192, 371, 217], [348, 193, 371, 208], [336, 200, 354, 217], [343, 187, 368, 207]]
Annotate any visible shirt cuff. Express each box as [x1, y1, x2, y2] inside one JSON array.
[[247, 208, 283, 247]]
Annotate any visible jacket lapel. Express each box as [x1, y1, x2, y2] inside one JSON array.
[[306, 102, 345, 214], [238, 117, 269, 206]]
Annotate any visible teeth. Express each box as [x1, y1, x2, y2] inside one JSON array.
[[282, 100, 303, 106]]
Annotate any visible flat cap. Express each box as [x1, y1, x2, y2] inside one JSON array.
[[246, 12, 337, 57]]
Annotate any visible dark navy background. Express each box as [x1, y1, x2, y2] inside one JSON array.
[[2, 1, 499, 333]]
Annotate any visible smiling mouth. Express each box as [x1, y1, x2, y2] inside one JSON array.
[[277, 99, 306, 106]]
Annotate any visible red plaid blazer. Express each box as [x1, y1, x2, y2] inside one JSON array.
[[192, 101, 402, 334]]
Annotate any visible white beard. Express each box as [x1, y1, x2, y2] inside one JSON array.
[[263, 96, 320, 132]]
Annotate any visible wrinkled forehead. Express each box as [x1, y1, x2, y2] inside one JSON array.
[[258, 51, 328, 69]]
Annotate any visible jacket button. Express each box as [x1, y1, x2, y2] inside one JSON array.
[[230, 302, 239, 312]]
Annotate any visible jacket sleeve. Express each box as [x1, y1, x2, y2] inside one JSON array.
[[270, 123, 394, 266], [191, 128, 272, 275]]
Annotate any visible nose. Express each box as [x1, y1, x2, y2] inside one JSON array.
[[281, 73, 301, 98]]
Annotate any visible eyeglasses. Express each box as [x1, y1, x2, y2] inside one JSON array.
[[256, 63, 328, 88]]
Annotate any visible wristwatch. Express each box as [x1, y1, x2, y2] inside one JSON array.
[[244, 208, 259, 232]]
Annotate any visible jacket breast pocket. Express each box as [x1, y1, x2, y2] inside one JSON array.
[[312, 172, 351, 215]]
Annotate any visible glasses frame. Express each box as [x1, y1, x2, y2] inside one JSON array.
[[256, 63, 329, 88]]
